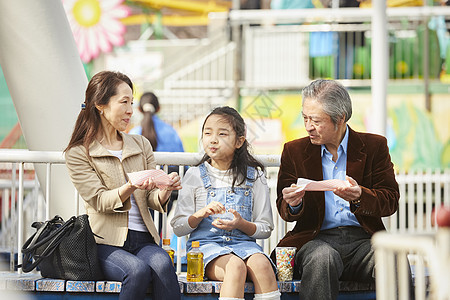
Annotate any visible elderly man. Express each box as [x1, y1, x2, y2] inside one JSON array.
[[273, 79, 399, 300]]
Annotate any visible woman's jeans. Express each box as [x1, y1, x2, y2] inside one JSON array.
[[97, 230, 181, 300]]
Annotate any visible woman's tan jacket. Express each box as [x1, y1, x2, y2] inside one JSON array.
[[65, 132, 165, 246]]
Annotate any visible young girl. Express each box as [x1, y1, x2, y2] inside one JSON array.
[[171, 106, 280, 300]]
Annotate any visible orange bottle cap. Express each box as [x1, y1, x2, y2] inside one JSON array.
[[192, 241, 200, 247]]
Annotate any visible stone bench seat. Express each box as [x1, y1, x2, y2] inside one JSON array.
[[0, 272, 376, 299]]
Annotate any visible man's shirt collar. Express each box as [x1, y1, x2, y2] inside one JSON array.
[[321, 125, 349, 157]]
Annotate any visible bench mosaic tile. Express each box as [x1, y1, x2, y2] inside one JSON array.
[[96, 281, 122, 293], [94, 281, 184, 294], [182, 281, 213, 293], [0, 273, 40, 291], [277, 281, 295, 292], [7, 278, 36, 291], [36, 278, 65, 291], [339, 281, 375, 291], [66, 280, 96, 292], [212, 281, 256, 293]]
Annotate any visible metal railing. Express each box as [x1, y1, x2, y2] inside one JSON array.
[[231, 6, 450, 88], [373, 229, 450, 300], [160, 6, 450, 93], [153, 41, 236, 128], [0, 150, 449, 275]]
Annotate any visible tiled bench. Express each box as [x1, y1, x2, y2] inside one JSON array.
[[0, 272, 376, 299]]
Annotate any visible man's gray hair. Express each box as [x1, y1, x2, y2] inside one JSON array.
[[301, 79, 352, 125]]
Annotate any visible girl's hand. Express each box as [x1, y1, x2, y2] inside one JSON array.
[[193, 201, 225, 219], [212, 208, 243, 231]]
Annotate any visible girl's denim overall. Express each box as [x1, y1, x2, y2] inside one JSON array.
[[187, 163, 271, 270]]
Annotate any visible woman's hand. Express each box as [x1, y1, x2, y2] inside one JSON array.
[[118, 180, 138, 202], [157, 172, 182, 205], [134, 178, 157, 191], [164, 172, 182, 191]]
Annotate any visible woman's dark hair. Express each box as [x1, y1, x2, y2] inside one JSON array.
[[139, 92, 160, 150], [64, 71, 133, 154], [198, 106, 265, 190]]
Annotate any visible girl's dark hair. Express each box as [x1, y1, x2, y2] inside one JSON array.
[[139, 92, 160, 150], [64, 71, 133, 154], [199, 106, 265, 190]]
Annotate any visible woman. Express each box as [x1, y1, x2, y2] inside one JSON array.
[[64, 71, 181, 300], [129, 91, 184, 153], [129, 91, 186, 225]]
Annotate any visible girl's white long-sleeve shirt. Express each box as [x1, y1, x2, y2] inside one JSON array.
[[170, 161, 274, 239]]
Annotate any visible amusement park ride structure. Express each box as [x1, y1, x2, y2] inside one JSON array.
[[123, 0, 231, 28]]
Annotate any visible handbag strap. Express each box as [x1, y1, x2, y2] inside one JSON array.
[[33, 218, 74, 259], [22, 215, 63, 254], [30, 216, 75, 251], [19, 216, 76, 272], [21, 221, 49, 254]]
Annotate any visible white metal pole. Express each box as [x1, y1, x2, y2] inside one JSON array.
[[17, 163, 24, 274], [371, 1, 388, 136], [76, 190, 80, 216], [46, 163, 51, 220], [162, 165, 169, 239], [1, 189, 8, 248], [332, 0, 339, 9], [232, 0, 240, 10], [10, 164, 16, 272]]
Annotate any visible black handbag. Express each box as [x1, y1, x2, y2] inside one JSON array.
[[20, 214, 103, 280]]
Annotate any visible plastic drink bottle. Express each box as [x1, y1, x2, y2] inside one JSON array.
[[187, 241, 204, 282], [162, 238, 175, 265]]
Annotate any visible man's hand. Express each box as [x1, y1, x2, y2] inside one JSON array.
[[333, 176, 362, 202], [282, 183, 306, 207]]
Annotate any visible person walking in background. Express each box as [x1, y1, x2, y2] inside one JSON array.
[[274, 79, 399, 300], [129, 92, 184, 153], [64, 71, 181, 300], [171, 106, 281, 300], [129, 91, 185, 226]]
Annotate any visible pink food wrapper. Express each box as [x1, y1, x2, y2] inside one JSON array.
[[127, 169, 172, 189], [295, 178, 350, 192]]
